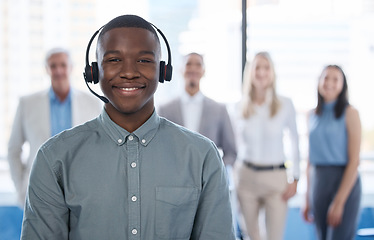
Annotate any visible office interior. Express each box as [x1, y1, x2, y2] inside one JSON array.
[[0, 0, 373, 239]]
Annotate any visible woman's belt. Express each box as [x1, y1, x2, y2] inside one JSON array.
[[244, 161, 285, 171]]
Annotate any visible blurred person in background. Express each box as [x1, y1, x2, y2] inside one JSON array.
[[158, 52, 239, 237], [302, 65, 361, 240], [7, 47, 102, 207], [158, 52, 237, 166], [233, 51, 300, 240]]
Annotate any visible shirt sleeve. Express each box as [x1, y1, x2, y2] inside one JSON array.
[[286, 98, 301, 180], [190, 143, 236, 240], [21, 147, 69, 240]]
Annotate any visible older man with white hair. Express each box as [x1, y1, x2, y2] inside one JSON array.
[[7, 47, 102, 206]]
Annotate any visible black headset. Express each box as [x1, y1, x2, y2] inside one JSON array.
[[83, 22, 173, 103]]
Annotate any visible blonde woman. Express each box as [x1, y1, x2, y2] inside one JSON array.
[[233, 52, 300, 240]]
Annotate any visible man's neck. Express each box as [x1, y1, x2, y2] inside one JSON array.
[[53, 87, 70, 102], [104, 104, 154, 133], [185, 87, 199, 97]]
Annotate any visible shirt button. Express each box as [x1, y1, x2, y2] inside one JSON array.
[[117, 139, 123, 144], [132, 229, 137, 235], [131, 196, 137, 202], [141, 139, 146, 144], [131, 162, 137, 168], [128, 135, 134, 141]]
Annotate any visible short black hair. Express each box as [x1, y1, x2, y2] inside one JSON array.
[[98, 15, 160, 45]]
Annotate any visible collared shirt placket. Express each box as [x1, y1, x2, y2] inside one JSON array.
[[126, 134, 141, 240]]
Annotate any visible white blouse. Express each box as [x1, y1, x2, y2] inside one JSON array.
[[235, 96, 300, 179]]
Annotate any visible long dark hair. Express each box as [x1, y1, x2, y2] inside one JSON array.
[[315, 65, 349, 118]]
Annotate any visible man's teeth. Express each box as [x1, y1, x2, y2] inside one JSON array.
[[120, 87, 138, 91]]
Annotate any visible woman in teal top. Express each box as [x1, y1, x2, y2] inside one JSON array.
[[302, 65, 361, 240]]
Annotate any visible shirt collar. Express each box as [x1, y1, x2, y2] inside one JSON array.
[[99, 109, 160, 147], [181, 90, 204, 104], [49, 87, 72, 103]]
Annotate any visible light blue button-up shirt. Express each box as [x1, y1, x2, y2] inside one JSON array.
[[49, 88, 72, 136], [21, 109, 235, 240]]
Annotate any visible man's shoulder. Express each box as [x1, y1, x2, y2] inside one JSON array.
[[71, 88, 103, 110], [158, 117, 213, 144], [72, 88, 100, 101], [203, 96, 227, 113], [19, 88, 97, 103], [20, 89, 48, 102], [41, 118, 100, 151], [16, 90, 49, 111], [157, 98, 181, 118], [158, 117, 223, 166], [72, 88, 91, 96]]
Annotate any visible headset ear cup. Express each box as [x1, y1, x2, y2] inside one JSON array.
[[159, 61, 165, 83], [91, 62, 99, 84], [84, 65, 93, 83], [165, 64, 172, 82], [84, 63, 99, 84]]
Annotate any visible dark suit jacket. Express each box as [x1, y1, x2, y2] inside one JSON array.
[[158, 95, 237, 165]]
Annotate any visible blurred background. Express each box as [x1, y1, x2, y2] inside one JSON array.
[[1, 0, 374, 239]]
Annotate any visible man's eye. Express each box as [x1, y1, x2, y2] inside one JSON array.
[[138, 59, 152, 63], [108, 58, 120, 62]]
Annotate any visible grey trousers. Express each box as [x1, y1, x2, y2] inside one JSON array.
[[311, 165, 361, 240]]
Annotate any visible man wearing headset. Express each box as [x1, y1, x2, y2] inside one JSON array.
[[21, 15, 235, 240], [7, 47, 102, 207]]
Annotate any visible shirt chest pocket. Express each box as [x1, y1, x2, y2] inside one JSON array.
[[155, 186, 199, 239]]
